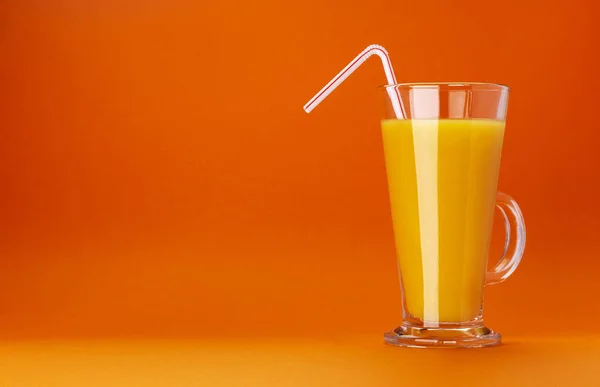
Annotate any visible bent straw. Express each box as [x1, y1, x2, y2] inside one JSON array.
[[303, 44, 405, 118]]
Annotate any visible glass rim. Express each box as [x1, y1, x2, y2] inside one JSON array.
[[379, 82, 510, 91]]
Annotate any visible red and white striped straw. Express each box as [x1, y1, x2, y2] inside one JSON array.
[[303, 44, 405, 118]]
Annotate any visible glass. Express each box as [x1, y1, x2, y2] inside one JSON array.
[[380, 83, 525, 348]]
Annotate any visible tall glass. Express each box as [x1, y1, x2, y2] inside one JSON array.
[[380, 83, 525, 348]]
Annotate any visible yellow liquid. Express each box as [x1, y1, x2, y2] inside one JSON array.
[[381, 119, 505, 322]]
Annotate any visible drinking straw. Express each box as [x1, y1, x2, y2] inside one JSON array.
[[303, 44, 405, 118]]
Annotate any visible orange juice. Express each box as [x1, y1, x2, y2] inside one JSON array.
[[381, 119, 505, 322]]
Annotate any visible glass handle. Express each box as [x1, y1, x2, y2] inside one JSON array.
[[486, 192, 526, 285]]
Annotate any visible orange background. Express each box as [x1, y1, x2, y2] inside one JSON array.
[[0, 0, 599, 382]]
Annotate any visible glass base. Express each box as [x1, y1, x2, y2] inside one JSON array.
[[384, 324, 501, 348]]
